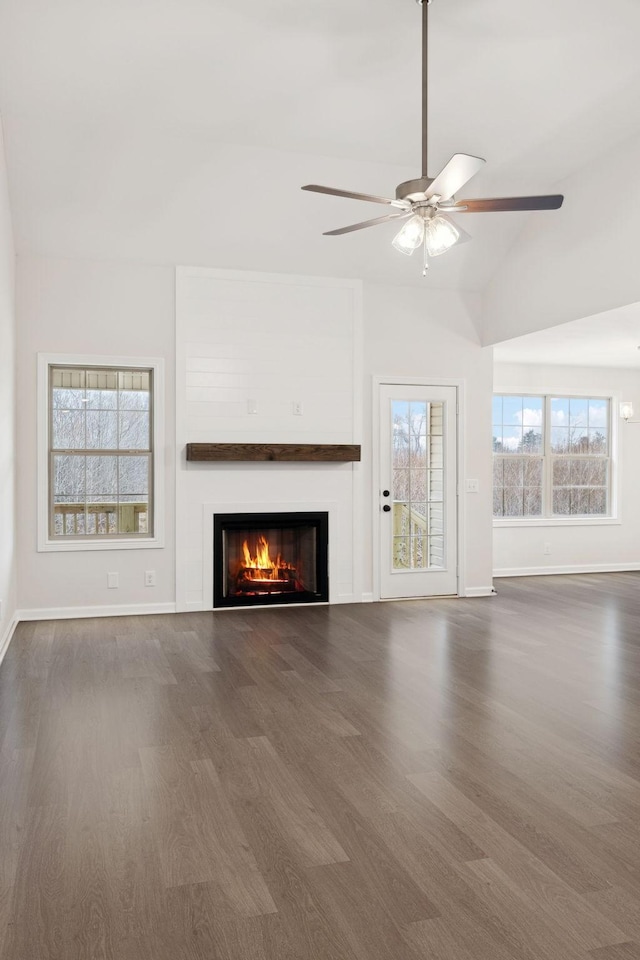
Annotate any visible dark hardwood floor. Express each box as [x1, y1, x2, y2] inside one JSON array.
[[3, 573, 640, 958]]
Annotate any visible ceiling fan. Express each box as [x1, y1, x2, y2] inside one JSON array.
[[302, 0, 563, 274]]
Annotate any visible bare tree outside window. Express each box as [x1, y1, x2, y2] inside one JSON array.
[[550, 397, 609, 516], [493, 395, 544, 517], [392, 400, 444, 570], [49, 365, 154, 538], [493, 394, 611, 519]]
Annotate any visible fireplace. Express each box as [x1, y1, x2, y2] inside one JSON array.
[[213, 512, 329, 608]]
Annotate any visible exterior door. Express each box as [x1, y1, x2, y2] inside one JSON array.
[[379, 384, 458, 599]]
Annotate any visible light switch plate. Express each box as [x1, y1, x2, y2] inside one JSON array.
[[465, 479, 480, 493]]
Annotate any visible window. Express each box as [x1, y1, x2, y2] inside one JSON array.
[[38, 355, 164, 551], [493, 395, 611, 520]]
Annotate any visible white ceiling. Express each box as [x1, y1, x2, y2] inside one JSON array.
[[494, 302, 640, 368], [1, 0, 640, 290]]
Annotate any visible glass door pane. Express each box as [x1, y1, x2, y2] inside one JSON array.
[[391, 400, 444, 571]]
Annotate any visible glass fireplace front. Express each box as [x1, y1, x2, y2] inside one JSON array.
[[213, 512, 329, 608]]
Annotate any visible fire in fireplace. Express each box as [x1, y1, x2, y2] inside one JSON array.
[[213, 512, 329, 608], [236, 536, 300, 595]]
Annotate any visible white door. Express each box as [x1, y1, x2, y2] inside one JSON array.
[[379, 384, 458, 599]]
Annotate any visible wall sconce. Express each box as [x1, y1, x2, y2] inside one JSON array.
[[620, 401, 636, 422]]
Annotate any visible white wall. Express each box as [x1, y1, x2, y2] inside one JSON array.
[[363, 285, 494, 596], [0, 118, 17, 653], [175, 270, 494, 606], [16, 256, 176, 616], [482, 131, 640, 346], [494, 362, 640, 576], [14, 258, 495, 617], [175, 268, 363, 610]]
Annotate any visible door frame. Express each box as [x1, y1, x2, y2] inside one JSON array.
[[372, 376, 466, 601]]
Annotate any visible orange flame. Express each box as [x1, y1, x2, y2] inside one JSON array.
[[241, 536, 293, 581]]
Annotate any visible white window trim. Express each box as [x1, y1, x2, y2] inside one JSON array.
[[492, 389, 621, 528], [37, 353, 165, 552], [494, 516, 622, 528]]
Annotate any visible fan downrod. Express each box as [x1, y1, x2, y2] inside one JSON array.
[[402, 0, 433, 194]]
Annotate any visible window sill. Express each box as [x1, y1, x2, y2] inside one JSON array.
[[493, 517, 621, 529], [38, 537, 164, 553]]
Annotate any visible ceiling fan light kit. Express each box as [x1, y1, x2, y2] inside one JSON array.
[[424, 214, 460, 257], [392, 215, 425, 255], [302, 0, 563, 275]]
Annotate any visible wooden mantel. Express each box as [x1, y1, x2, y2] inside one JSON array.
[[186, 443, 361, 463]]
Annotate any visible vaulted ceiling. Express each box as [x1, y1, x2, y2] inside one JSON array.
[[494, 303, 640, 368], [1, 0, 640, 290]]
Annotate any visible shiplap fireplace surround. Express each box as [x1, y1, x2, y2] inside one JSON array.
[[175, 267, 363, 613]]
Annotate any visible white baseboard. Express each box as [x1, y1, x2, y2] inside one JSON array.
[[178, 594, 359, 613], [16, 602, 177, 622], [361, 592, 374, 603], [464, 587, 496, 598], [336, 593, 355, 605], [177, 600, 206, 613], [493, 563, 640, 579], [0, 614, 19, 668]]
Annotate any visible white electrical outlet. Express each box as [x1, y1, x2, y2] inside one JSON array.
[[543, 542, 552, 555], [247, 398, 258, 415], [107, 572, 119, 589], [293, 400, 303, 416], [144, 570, 156, 587]]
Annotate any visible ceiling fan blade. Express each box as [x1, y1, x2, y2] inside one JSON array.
[[323, 212, 411, 237], [426, 154, 486, 202], [302, 184, 410, 210], [447, 195, 564, 213]]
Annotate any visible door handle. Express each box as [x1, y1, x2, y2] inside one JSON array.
[[382, 489, 390, 497], [383, 505, 391, 512]]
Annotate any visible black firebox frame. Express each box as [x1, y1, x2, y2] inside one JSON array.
[[213, 511, 329, 609]]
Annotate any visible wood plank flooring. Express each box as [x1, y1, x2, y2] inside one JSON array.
[[2, 573, 640, 958]]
